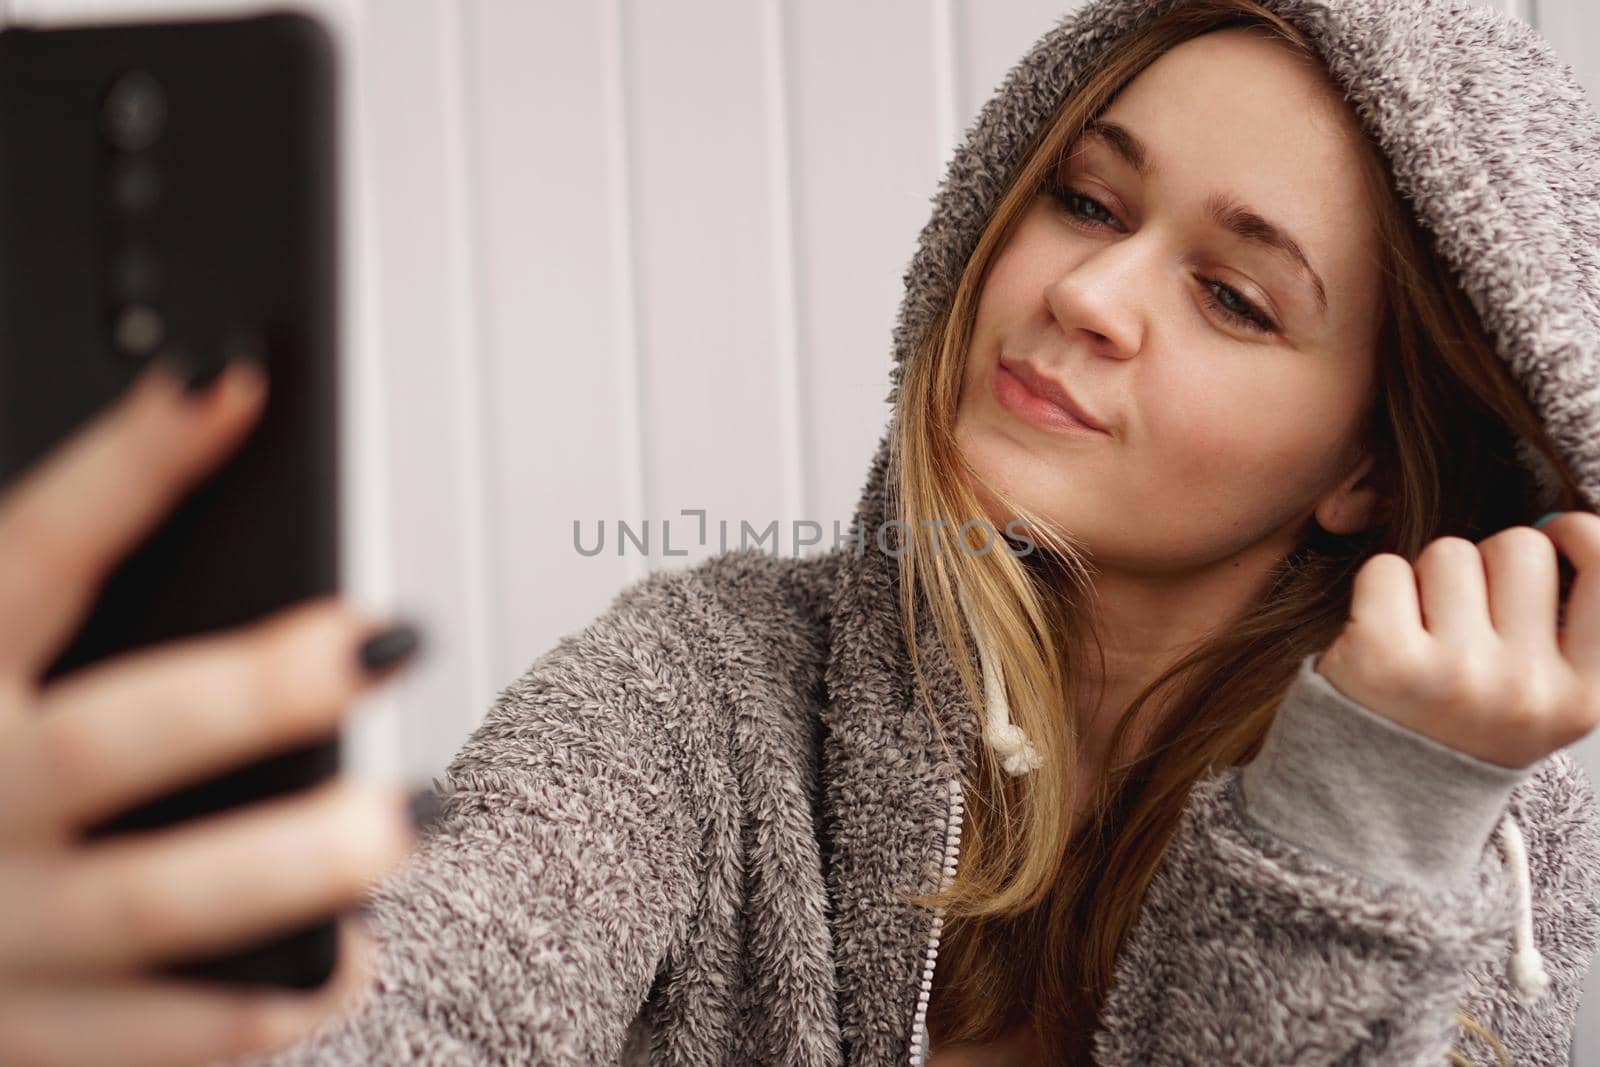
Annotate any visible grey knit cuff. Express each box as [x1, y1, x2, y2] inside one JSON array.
[[1238, 651, 1535, 893]]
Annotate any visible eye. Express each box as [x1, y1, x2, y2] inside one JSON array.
[[1049, 184, 1123, 231], [1046, 183, 1280, 336], [1198, 279, 1277, 335]]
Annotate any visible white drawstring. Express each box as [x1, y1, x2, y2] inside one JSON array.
[[1495, 811, 1552, 1004], [957, 586, 1042, 776]]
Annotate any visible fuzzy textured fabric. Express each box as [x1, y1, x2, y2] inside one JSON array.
[[237, 0, 1600, 1063]]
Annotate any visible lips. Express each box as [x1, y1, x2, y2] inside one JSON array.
[[997, 357, 1110, 434]]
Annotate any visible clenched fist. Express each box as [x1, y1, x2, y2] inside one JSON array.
[[1314, 511, 1599, 771]]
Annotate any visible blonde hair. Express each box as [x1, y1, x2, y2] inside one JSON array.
[[891, 0, 1586, 1061]]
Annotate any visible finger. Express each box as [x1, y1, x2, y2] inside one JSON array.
[[1534, 511, 1600, 676], [0, 355, 268, 683], [0, 778, 417, 980], [1413, 537, 1494, 646], [0, 916, 375, 1067], [1477, 525, 1561, 658], [0, 598, 416, 844], [1347, 551, 1426, 638]]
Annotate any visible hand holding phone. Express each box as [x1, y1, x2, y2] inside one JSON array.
[[0, 358, 428, 1067], [1, 9, 361, 991]]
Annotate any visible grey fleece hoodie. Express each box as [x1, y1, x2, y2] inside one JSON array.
[[237, 0, 1600, 1063]]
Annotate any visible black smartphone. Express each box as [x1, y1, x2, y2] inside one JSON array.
[[0, 10, 342, 989]]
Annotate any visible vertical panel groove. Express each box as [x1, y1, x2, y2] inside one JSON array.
[[438, 0, 496, 710], [600, 0, 650, 581], [931, 0, 961, 171], [762, 0, 808, 542], [342, 0, 402, 777]]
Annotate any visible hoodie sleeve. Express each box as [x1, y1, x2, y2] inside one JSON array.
[[1093, 651, 1600, 1067], [226, 569, 709, 1067]]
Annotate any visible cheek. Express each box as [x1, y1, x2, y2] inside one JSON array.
[[970, 223, 1059, 342], [1152, 364, 1349, 507]]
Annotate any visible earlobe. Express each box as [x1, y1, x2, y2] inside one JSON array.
[[1315, 486, 1382, 536], [1314, 451, 1384, 537]]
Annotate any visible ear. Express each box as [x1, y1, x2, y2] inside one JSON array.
[[1313, 448, 1384, 537]]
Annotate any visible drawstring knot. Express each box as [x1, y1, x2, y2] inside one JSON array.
[[987, 719, 1042, 777]]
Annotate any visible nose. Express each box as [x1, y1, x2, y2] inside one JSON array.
[[1042, 241, 1147, 359]]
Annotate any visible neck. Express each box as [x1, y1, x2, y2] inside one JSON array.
[[1070, 525, 1296, 775]]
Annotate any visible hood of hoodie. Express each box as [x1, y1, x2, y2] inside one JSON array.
[[819, 0, 1600, 1060]]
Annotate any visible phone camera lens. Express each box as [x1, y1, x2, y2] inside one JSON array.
[[112, 304, 164, 356], [108, 157, 161, 215], [102, 70, 166, 152], [110, 245, 161, 301]]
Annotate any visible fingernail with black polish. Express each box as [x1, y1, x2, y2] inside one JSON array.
[[157, 339, 268, 399], [159, 348, 231, 397], [153, 348, 204, 395], [407, 786, 443, 833], [222, 330, 269, 373], [358, 622, 421, 675], [184, 357, 230, 396]]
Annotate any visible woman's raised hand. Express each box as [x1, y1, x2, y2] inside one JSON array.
[[0, 354, 429, 1067], [1315, 512, 1600, 771]]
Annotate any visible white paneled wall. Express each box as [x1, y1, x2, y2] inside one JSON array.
[[3, 0, 1598, 1057]]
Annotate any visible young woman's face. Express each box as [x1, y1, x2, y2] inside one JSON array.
[[955, 28, 1386, 577]]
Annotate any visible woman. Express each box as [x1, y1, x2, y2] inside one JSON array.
[[4, 0, 1600, 1063]]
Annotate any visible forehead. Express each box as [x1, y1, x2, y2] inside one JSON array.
[[1087, 29, 1382, 324]]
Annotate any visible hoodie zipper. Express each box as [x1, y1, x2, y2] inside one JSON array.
[[908, 775, 966, 1066]]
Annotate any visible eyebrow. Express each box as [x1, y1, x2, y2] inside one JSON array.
[[1077, 119, 1330, 316]]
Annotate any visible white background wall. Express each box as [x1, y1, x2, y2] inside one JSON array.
[[1, 0, 1597, 1059]]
